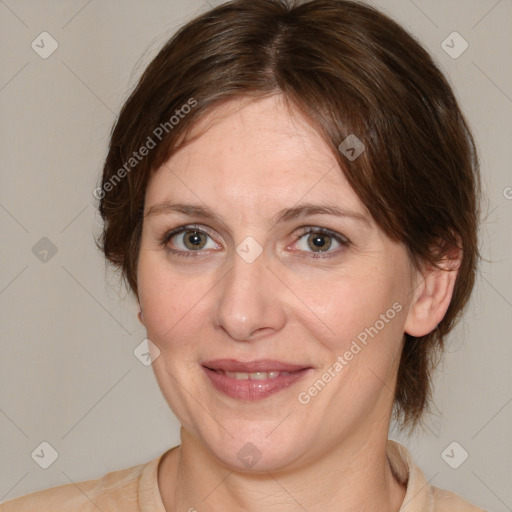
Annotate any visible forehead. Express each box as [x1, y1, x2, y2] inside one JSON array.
[[145, 94, 365, 215]]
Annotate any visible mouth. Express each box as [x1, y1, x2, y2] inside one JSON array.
[[201, 359, 313, 400]]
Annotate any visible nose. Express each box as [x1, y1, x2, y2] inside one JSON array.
[[213, 249, 287, 342]]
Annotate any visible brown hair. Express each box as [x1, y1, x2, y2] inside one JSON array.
[[97, 0, 480, 429]]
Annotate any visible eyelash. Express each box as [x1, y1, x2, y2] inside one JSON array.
[[158, 224, 350, 259], [158, 224, 215, 259]]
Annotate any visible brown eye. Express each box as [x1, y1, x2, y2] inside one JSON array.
[[307, 233, 332, 252], [294, 227, 349, 257], [161, 226, 219, 255], [183, 231, 207, 250]]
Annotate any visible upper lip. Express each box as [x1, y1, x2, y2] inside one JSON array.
[[202, 359, 310, 373]]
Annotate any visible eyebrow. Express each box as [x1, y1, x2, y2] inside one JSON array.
[[145, 201, 370, 227]]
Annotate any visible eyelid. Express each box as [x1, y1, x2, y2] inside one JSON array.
[[159, 224, 222, 255], [288, 226, 350, 258], [160, 224, 215, 244], [294, 226, 349, 244]]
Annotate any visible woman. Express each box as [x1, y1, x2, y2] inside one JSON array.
[[1, 0, 484, 510]]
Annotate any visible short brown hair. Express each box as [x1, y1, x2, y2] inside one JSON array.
[[97, 0, 480, 429]]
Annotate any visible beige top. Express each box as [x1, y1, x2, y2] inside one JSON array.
[[0, 440, 485, 511]]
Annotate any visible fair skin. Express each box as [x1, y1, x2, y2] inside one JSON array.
[[137, 94, 458, 512]]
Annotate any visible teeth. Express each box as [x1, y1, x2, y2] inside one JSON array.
[[223, 370, 291, 380]]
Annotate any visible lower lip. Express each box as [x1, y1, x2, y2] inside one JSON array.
[[202, 367, 311, 400]]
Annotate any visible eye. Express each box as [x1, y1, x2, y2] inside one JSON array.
[[160, 225, 219, 256], [293, 227, 349, 257]]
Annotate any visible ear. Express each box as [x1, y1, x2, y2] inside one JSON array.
[[404, 249, 461, 337], [137, 308, 145, 326]]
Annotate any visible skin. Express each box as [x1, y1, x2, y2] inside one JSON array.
[[137, 94, 459, 511]]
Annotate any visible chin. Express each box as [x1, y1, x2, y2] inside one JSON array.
[[189, 415, 315, 473]]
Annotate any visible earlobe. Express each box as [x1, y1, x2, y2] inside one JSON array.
[[404, 257, 460, 338]]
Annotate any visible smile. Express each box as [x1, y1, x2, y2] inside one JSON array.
[[202, 359, 312, 400]]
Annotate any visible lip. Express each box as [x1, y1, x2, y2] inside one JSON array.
[[202, 359, 312, 400], [202, 358, 309, 373]]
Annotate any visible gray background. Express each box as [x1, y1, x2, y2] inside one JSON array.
[[0, 0, 511, 510]]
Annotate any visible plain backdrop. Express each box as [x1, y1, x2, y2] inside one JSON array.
[[0, 0, 511, 510]]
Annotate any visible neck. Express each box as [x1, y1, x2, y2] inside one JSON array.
[[158, 426, 406, 512]]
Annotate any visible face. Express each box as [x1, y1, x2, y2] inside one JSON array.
[[137, 94, 417, 472]]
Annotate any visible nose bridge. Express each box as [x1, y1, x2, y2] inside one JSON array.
[[214, 249, 284, 341]]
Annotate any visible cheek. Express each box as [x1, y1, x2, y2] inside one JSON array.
[[300, 265, 406, 354], [137, 253, 214, 351], [305, 275, 406, 404], [137, 254, 182, 340]]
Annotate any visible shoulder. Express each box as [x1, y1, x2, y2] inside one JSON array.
[[429, 485, 487, 511], [387, 440, 487, 512], [0, 456, 161, 512]]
